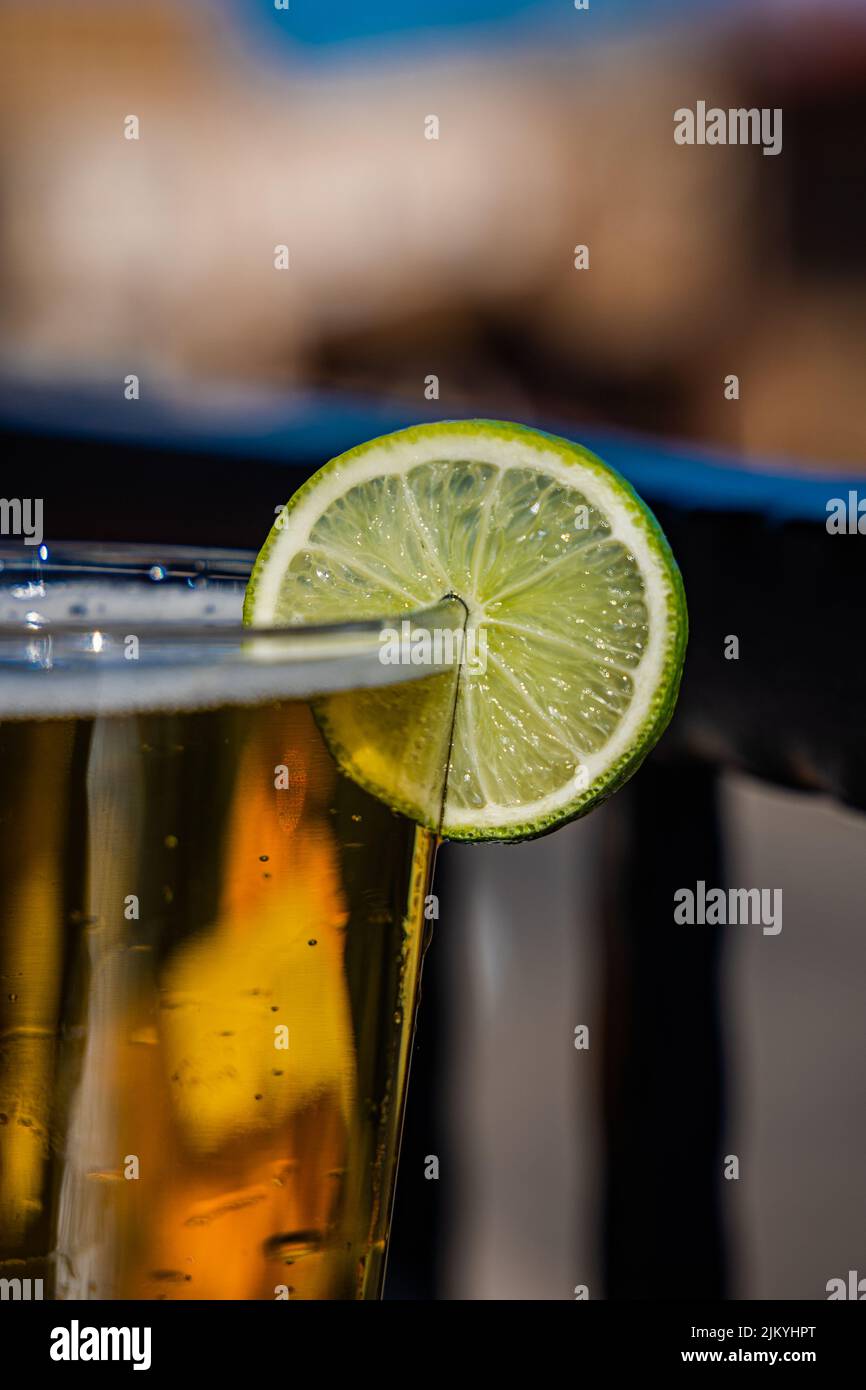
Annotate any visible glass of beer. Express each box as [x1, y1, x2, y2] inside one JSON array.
[[0, 543, 461, 1301]]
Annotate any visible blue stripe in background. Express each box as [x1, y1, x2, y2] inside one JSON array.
[[1, 382, 860, 526], [226, 0, 724, 60]]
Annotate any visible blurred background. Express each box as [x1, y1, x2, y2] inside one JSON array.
[[1, 0, 865, 1298]]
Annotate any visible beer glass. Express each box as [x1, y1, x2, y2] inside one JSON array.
[[0, 543, 460, 1300]]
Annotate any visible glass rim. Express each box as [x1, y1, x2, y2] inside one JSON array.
[[0, 539, 464, 642], [0, 540, 466, 711]]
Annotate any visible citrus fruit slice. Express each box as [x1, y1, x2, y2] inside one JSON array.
[[244, 420, 687, 841]]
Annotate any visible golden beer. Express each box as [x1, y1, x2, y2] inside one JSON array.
[[0, 546, 458, 1300]]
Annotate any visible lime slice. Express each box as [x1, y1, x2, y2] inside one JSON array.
[[244, 420, 687, 841]]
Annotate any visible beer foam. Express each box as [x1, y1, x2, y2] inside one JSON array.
[[0, 579, 446, 718]]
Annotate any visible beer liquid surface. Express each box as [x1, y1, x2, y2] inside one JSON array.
[[0, 582, 442, 1299]]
